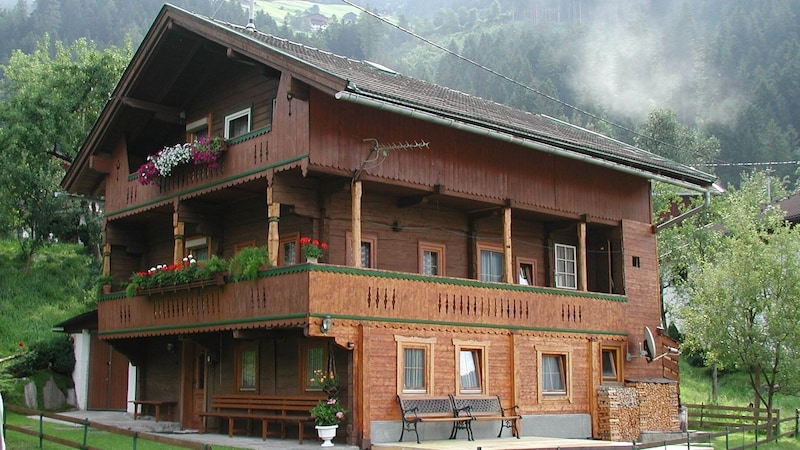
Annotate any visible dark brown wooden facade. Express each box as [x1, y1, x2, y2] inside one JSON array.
[[63, 6, 715, 448]]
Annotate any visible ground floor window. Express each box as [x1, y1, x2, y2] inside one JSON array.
[[454, 339, 489, 394], [235, 342, 258, 392], [537, 347, 572, 402], [396, 336, 435, 394]]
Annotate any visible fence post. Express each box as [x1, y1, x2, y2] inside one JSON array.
[[700, 403, 705, 427], [776, 409, 781, 442], [38, 413, 43, 448], [725, 426, 729, 450], [795, 408, 799, 438], [82, 418, 89, 449]]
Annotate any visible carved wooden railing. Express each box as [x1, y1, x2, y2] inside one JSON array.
[[98, 264, 628, 338]]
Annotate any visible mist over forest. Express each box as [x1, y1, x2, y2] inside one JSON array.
[[1, 0, 798, 189]]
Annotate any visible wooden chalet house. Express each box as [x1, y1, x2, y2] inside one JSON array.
[[61, 5, 716, 447]]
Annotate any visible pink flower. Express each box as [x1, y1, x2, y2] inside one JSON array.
[[336, 412, 344, 419]]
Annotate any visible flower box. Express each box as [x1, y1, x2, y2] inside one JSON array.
[[137, 274, 225, 296]]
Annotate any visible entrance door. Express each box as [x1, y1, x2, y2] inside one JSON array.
[[181, 342, 206, 429], [87, 334, 129, 410]]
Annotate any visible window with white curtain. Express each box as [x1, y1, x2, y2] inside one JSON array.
[[541, 354, 566, 394], [478, 243, 503, 282], [396, 336, 435, 394], [459, 349, 482, 392]]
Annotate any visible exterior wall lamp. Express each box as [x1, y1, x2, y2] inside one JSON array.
[[321, 315, 332, 334]]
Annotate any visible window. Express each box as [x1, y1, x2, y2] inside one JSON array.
[[602, 347, 622, 383], [477, 242, 503, 282], [224, 108, 251, 139], [541, 354, 566, 394], [554, 243, 577, 289], [302, 344, 328, 391], [279, 233, 299, 266], [186, 116, 210, 141], [186, 236, 211, 260], [419, 242, 446, 276], [454, 340, 488, 394], [537, 348, 572, 402], [396, 336, 435, 394], [346, 232, 377, 268], [517, 258, 536, 285], [235, 342, 258, 392]]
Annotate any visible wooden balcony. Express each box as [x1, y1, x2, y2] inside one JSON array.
[[98, 264, 628, 339]]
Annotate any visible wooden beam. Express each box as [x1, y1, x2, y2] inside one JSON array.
[[173, 211, 185, 265], [351, 181, 362, 268], [577, 220, 587, 291], [89, 154, 113, 174], [503, 207, 513, 284], [121, 97, 184, 124], [267, 185, 280, 267]]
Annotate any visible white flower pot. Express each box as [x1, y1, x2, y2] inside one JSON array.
[[307, 256, 319, 264], [316, 424, 338, 447]]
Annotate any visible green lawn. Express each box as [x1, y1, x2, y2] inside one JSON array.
[[255, 0, 359, 22]]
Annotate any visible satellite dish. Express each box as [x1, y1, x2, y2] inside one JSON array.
[[643, 326, 657, 363]]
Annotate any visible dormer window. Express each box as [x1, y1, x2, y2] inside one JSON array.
[[224, 108, 251, 139]]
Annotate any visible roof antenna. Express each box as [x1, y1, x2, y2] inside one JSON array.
[[245, 0, 256, 32]]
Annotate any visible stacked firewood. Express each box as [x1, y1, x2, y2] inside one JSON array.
[[597, 386, 640, 441], [632, 381, 680, 433]]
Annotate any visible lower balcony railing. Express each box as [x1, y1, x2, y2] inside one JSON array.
[[98, 264, 628, 338]]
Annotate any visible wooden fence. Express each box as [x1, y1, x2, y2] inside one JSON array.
[[3, 405, 211, 450]]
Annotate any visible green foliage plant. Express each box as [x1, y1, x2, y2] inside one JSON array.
[[228, 246, 270, 280], [310, 397, 347, 426]]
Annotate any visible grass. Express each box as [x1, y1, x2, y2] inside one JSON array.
[[2, 411, 243, 450], [255, 0, 359, 22]]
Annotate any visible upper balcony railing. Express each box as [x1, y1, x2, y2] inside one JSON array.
[[112, 127, 288, 214], [98, 264, 628, 339]]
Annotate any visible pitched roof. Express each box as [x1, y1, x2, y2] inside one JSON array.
[[63, 4, 717, 193]]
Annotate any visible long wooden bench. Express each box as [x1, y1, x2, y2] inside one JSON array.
[[129, 399, 177, 422], [451, 394, 521, 438], [199, 394, 323, 443], [397, 394, 473, 443]]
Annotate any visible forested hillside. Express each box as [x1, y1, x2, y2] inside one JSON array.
[[1, 0, 798, 187]]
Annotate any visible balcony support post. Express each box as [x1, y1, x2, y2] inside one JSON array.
[[173, 212, 185, 265], [267, 185, 280, 267], [578, 220, 587, 291], [503, 206, 513, 284], [102, 242, 111, 275], [351, 180, 362, 268]]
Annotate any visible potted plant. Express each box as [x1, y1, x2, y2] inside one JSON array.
[[300, 237, 328, 263], [310, 397, 347, 447], [96, 273, 114, 295], [309, 369, 339, 397], [227, 246, 270, 280]]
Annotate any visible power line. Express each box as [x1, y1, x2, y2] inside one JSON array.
[[340, 0, 689, 156], [705, 161, 800, 167]]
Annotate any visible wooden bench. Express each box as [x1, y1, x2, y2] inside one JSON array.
[[397, 394, 473, 443], [451, 394, 521, 438], [199, 394, 323, 443], [129, 400, 177, 422]]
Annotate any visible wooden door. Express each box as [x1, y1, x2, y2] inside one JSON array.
[[87, 334, 129, 410], [181, 342, 206, 429]]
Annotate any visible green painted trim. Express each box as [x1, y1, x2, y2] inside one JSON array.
[[99, 291, 128, 300], [107, 154, 309, 218], [98, 313, 308, 336], [226, 126, 270, 145]]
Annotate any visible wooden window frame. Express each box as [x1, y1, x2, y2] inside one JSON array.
[[476, 241, 504, 282], [395, 335, 435, 395], [185, 235, 211, 260], [346, 231, 377, 268], [185, 115, 211, 141], [224, 107, 252, 139], [537, 347, 572, 403], [418, 241, 446, 276], [279, 232, 300, 266], [601, 345, 623, 384], [235, 341, 259, 392], [454, 339, 489, 394], [300, 342, 328, 392], [516, 257, 536, 286], [554, 243, 577, 289]]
